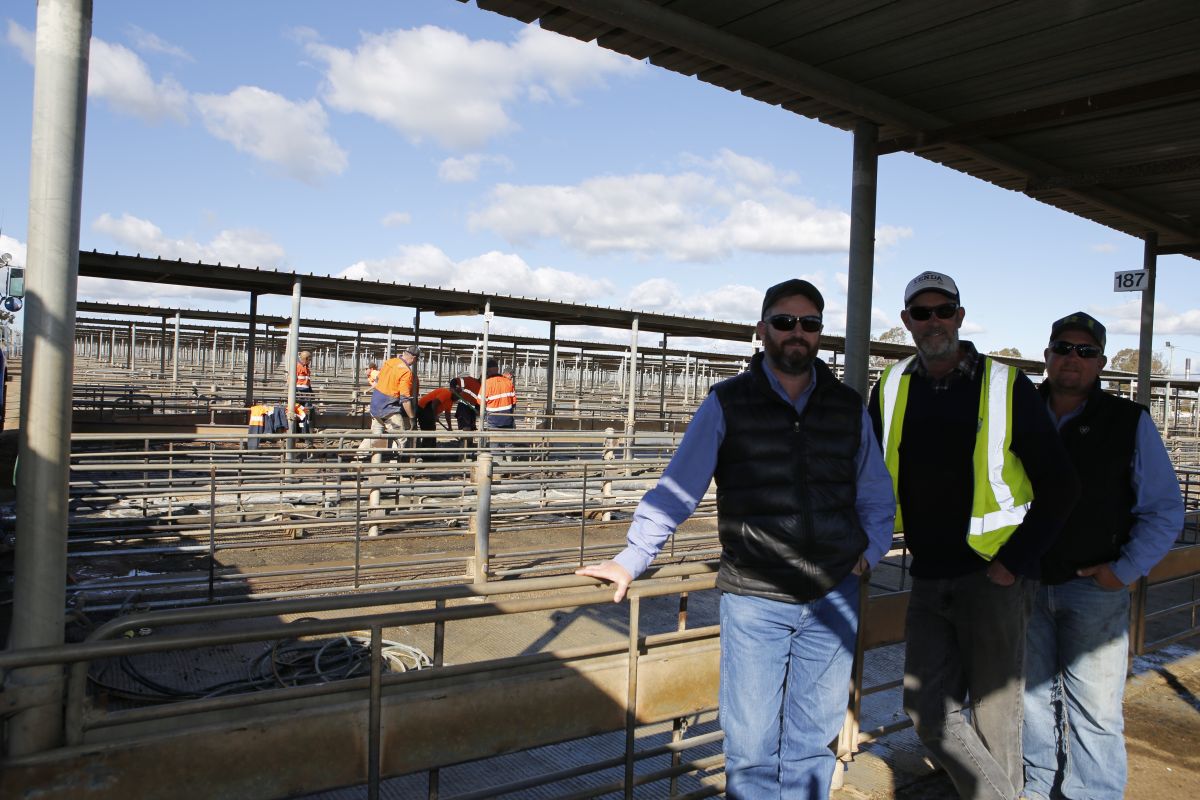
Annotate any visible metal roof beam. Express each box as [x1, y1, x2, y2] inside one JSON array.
[[876, 72, 1200, 156], [518, 0, 1200, 243], [1025, 155, 1200, 192]]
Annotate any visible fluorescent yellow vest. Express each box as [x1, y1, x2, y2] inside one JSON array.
[[877, 355, 1034, 560]]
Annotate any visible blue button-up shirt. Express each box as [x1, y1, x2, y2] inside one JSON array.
[[1048, 401, 1184, 584], [612, 362, 896, 579]]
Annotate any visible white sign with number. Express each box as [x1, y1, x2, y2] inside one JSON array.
[[1113, 270, 1147, 292]]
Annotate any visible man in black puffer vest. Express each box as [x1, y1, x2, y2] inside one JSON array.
[[1022, 313, 1183, 800], [578, 279, 895, 799]]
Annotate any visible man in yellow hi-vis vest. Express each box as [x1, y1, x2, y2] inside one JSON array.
[[868, 272, 1077, 800]]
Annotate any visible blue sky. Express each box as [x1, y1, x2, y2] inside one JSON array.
[[2, 0, 1198, 372]]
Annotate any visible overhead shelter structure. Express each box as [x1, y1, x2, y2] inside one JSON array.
[[467, 0, 1200, 397], [10, 0, 1200, 761]]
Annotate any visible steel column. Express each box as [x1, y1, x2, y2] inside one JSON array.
[[9, 0, 92, 756], [171, 311, 181, 386], [545, 320, 557, 416], [285, 279, 302, 462], [1137, 233, 1158, 407], [844, 120, 879, 397], [244, 291, 258, 407]]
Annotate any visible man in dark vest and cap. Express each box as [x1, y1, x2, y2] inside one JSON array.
[[578, 278, 895, 798], [1022, 312, 1183, 800]]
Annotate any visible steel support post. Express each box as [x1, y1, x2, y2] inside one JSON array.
[[9, 0, 92, 757], [658, 333, 668, 419], [353, 330, 361, 392], [545, 320, 557, 417], [1136, 233, 1158, 407], [844, 120, 879, 398], [171, 311, 181, 387], [479, 301, 492, 433], [285, 279, 302, 466], [473, 452, 493, 583], [386, 327, 393, 360], [244, 291, 258, 407], [624, 317, 639, 463]]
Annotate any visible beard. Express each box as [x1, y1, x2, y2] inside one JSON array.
[[915, 326, 960, 362], [764, 335, 816, 375]]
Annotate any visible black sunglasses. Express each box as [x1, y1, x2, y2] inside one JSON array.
[[765, 313, 822, 333], [906, 302, 959, 321], [1049, 340, 1103, 359]]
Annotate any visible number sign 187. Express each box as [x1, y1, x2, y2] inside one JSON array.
[[1113, 270, 1147, 292]]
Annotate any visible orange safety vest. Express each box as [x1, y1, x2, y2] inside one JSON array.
[[455, 377, 482, 406], [296, 361, 311, 389], [419, 387, 455, 416], [248, 404, 271, 426], [485, 374, 517, 412], [375, 358, 415, 398]]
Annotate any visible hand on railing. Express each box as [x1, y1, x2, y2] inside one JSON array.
[[575, 560, 633, 603]]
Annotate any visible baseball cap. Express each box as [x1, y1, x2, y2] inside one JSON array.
[[761, 278, 825, 317], [904, 271, 960, 305], [403, 345, 421, 357], [1049, 311, 1106, 350]]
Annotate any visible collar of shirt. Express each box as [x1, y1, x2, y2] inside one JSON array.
[[761, 359, 817, 414], [904, 339, 981, 390], [1046, 396, 1088, 431]]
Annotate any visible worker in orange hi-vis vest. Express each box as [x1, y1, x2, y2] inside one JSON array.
[[484, 359, 518, 430], [450, 376, 482, 431], [358, 345, 420, 457], [415, 386, 456, 453]]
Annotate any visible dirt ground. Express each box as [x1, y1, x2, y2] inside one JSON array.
[[835, 648, 1200, 799]]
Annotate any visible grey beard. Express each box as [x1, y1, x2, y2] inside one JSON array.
[[916, 331, 959, 362]]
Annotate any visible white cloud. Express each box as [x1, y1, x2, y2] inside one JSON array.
[[306, 24, 640, 149], [1103, 300, 1200, 337], [625, 278, 766, 324], [0, 234, 27, 268], [92, 212, 286, 266], [339, 244, 610, 303], [6, 19, 34, 62], [438, 153, 514, 183], [7, 23, 188, 123], [1091, 243, 1118, 253], [89, 38, 190, 123], [193, 86, 348, 182], [127, 25, 193, 61], [470, 151, 912, 261], [381, 211, 412, 227]]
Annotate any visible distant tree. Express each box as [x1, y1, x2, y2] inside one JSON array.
[[1109, 348, 1167, 375], [990, 346, 1023, 358], [870, 326, 910, 368]]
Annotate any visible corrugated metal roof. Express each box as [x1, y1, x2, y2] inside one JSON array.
[[468, 0, 1200, 256]]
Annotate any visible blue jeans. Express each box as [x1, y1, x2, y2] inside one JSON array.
[[904, 572, 1033, 800], [1022, 578, 1130, 800], [719, 574, 859, 799]]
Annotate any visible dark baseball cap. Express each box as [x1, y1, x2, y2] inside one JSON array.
[[761, 278, 825, 317], [1050, 311, 1106, 350]]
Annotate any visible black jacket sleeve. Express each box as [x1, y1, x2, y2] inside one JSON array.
[[995, 372, 1080, 575]]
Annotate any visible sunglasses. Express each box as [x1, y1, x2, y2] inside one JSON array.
[[765, 313, 822, 333], [1049, 340, 1103, 359], [906, 302, 959, 321]]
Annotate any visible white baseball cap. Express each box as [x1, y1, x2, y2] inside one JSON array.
[[904, 271, 960, 305]]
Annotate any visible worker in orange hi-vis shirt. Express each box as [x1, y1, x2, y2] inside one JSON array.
[[415, 385, 456, 453], [358, 345, 420, 458]]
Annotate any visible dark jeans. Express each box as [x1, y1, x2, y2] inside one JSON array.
[[904, 571, 1034, 800]]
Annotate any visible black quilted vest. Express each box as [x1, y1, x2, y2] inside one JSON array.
[[1038, 382, 1143, 585], [711, 353, 867, 602]]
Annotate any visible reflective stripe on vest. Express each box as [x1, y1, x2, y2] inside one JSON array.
[[485, 376, 516, 412], [296, 362, 311, 388], [877, 355, 1034, 560]]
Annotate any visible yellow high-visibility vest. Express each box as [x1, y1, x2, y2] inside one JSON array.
[[877, 355, 1034, 560]]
